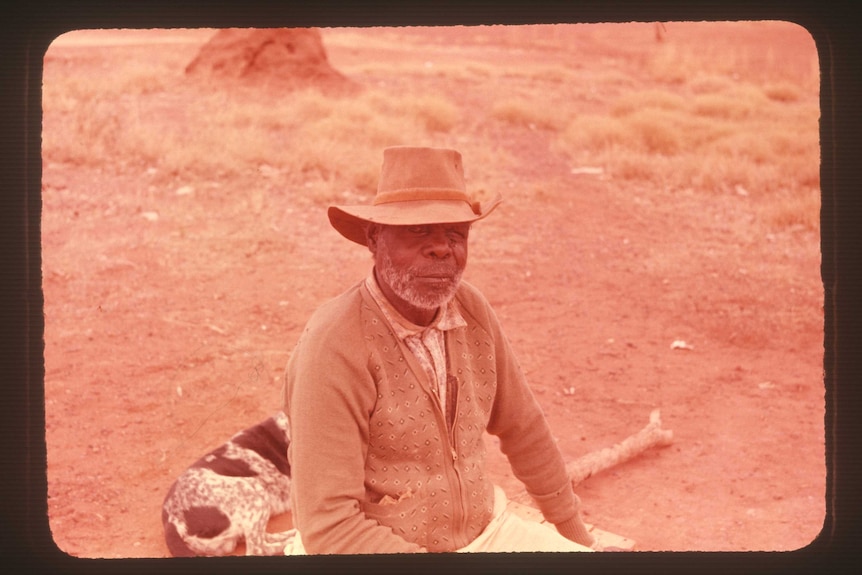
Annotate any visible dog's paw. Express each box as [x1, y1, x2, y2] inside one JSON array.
[[245, 530, 297, 556]]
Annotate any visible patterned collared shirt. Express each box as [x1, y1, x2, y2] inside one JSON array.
[[365, 272, 467, 428]]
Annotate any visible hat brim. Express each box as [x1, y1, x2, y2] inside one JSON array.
[[328, 194, 502, 246]]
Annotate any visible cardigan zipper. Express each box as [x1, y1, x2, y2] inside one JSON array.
[[444, 340, 470, 546], [439, 394, 469, 547]]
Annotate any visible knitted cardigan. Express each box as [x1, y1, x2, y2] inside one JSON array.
[[284, 279, 592, 553]]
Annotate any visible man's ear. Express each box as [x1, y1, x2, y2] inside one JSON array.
[[365, 223, 379, 252]]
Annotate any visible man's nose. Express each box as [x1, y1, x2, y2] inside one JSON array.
[[424, 231, 452, 259]]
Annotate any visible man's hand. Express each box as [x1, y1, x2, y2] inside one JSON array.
[[595, 544, 629, 552], [590, 534, 631, 552]]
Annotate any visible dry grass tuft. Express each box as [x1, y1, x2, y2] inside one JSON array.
[[762, 82, 804, 103], [490, 99, 564, 131], [611, 90, 688, 116], [43, 23, 820, 232], [553, 69, 819, 231], [43, 72, 461, 202], [757, 187, 821, 231]]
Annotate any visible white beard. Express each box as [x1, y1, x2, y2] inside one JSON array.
[[375, 241, 464, 311]]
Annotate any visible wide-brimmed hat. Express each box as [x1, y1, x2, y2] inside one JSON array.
[[328, 146, 502, 246]]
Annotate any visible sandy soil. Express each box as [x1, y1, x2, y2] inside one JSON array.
[[40, 22, 824, 558]]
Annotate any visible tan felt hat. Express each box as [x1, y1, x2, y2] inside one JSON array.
[[328, 146, 502, 246]]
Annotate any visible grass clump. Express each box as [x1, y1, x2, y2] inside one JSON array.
[[554, 83, 819, 215], [43, 76, 460, 202], [42, 24, 819, 232], [490, 99, 565, 131]]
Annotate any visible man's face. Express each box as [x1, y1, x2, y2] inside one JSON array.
[[369, 222, 470, 320]]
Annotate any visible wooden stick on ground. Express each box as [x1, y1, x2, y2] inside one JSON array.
[[566, 408, 674, 486], [506, 409, 673, 550]]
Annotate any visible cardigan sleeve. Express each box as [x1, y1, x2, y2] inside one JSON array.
[[462, 285, 595, 547], [284, 289, 427, 554]]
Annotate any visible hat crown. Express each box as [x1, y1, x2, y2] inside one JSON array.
[[374, 146, 468, 205], [328, 146, 501, 246]]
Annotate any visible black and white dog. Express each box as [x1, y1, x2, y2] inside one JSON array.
[[162, 412, 293, 556]]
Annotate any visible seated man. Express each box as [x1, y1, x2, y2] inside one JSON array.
[[283, 146, 596, 553]]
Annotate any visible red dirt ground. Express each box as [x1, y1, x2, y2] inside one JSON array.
[[41, 22, 824, 558]]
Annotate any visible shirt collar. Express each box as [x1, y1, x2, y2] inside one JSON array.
[[365, 271, 467, 340]]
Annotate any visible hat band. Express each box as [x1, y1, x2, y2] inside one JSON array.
[[373, 188, 469, 206]]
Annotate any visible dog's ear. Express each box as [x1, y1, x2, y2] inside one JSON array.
[[232, 418, 290, 477]]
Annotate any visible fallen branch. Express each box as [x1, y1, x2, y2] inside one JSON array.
[[161, 316, 227, 335], [505, 410, 672, 550], [567, 408, 674, 486]]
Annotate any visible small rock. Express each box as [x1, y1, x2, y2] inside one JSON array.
[[258, 164, 280, 178], [571, 166, 604, 175], [670, 340, 694, 351]]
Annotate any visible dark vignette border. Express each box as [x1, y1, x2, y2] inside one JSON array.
[[2, 1, 858, 573]]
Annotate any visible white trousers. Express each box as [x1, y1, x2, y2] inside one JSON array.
[[284, 485, 594, 554]]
